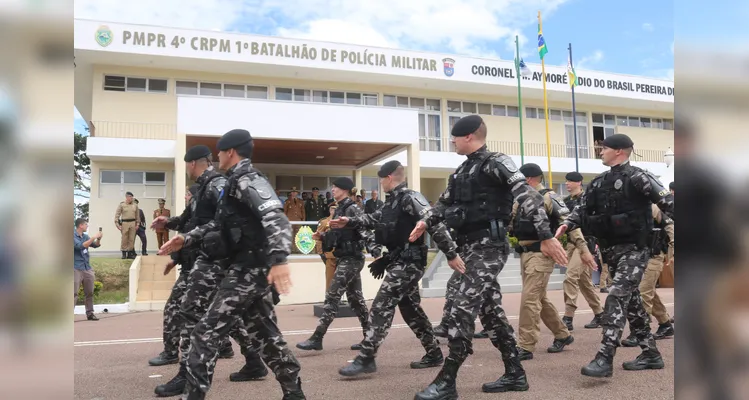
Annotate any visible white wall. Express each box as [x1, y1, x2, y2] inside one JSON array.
[[377, 150, 669, 178], [177, 96, 419, 144], [88, 137, 176, 160]]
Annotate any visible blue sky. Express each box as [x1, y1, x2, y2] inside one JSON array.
[[74, 0, 676, 129]]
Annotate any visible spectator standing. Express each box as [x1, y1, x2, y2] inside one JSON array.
[[74, 218, 102, 321]]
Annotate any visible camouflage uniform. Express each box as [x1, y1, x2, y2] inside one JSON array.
[[415, 144, 551, 398], [338, 181, 459, 377], [296, 197, 381, 351], [181, 158, 303, 399], [149, 195, 197, 366], [563, 160, 674, 377], [154, 167, 266, 397]]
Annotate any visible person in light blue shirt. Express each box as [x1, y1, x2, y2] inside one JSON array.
[[74, 218, 102, 320]]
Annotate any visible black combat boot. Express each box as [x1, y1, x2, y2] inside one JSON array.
[[128, 250, 137, 259], [218, 341, 234, 359], [653, 322, 674, 340], [229, 351, 268, 381], [414, 357, 462, 400], [562, 316, 574, 331], [621, 332, 638, 347], [481, 357, 529, 393], [296, 329, 324, 351], [581, 352, 614, 378], [584, 313, 603, 329], [410, 347, 444, 369], [350, 337, 365, 350], [547, 335, 574, 353], [282, 377, 306, 400], [154, 363, 187, 397], [181, 381, 205, 400], [623, 350, 664, 371], [473, 329, 488, 339], [339, 354, 377, 377], [121, 251, 127, 259], [149, 351, 179, 366], [433, 324, 448, 338], [142, 250, 149, 256], [517, 347, 533, 361]]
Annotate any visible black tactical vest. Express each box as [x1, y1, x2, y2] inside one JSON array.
[[329, 199, 363, 256], [375, 189, 423, 250], [650, 213, 670, 255], [583, 166, 652, 247], [191, 170, 223, 226], [447, 152, 513, 233], [512, 188, 560, 240], [215, 164, 268, 261], [563, 193, 582, 214]]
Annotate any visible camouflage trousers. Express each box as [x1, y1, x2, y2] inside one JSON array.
[[438, 273, 490, 330], [162, 272, 189, 356], [599, 244, 659, 357], [185, 263, 302, 396], [179, 255, 259, 370], [315, 256, 370, 337], [446, 238, 519, 363], [360, 260, 438, 358]]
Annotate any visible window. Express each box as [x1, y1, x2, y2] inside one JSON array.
[[224, 84, 245, 98], [294, 89, 311, 102], [493, 105, 507, 116], [312, 90, 328, 103], [346, 92, 362, 105], [363, 94, 378, 106], [103, 75, 168, 93], [478, 103, 492, 115], [199, 82, 222, 97], [247, 85, 268, 99], [99, 170, 167, 199], [361, 177, 380, 195], [526, 107, 538, 119], [386, 95, 442, 151], [176, 81, 198, 95], [507, 106, 519, 117], [550, 109, 562, 121], [591, 113, 673, 131], [275, 87, 293, 101], [330, 91, 345, 104]]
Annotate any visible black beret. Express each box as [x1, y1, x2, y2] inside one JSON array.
[[519, 163, 543, 178], [565, 172, 583, 182], [378, 160, 402, 178], [311, 187, 319, 191], [217, 129, 252, 151], [133, 198, 139, 204], [184, 145, 212, 162], [602, 134, 634, 150], [125, 191, 134, 196], [669, 182, 674, 190], [332, 177, 355, 191], [451, 115, 484, 137]]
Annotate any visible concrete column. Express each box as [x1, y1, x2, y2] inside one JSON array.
[[354, 169, 363, 191], [407, 143, 421, 192], [174, 132, 187, 215]]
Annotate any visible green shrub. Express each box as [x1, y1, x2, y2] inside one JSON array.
[[77, 281, 103, 303]]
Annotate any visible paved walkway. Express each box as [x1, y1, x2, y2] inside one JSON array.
[[74, 289, 675, 399]]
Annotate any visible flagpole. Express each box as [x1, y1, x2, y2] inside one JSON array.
[[515, 35, 525, 165], [569, 43, 579, 172], [538, 11, 553, 187]]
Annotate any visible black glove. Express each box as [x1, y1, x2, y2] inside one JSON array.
[[368, 254, 389, 280]]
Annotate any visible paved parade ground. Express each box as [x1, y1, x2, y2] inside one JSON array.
[[74, 289, 674, 400]]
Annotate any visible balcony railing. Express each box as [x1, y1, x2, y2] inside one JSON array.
[[90, 121, 177, 140], [485, 141, 666, 163]]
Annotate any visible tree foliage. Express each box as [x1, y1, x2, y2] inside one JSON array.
[[74, 129, 91, 219]]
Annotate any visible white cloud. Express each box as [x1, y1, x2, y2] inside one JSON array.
[[642, 23, 654, 32], [575, 50, 603, 70], [74, 0, 570, 60]]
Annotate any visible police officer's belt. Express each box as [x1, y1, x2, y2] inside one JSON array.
[[455, 220, 505, 246], [121, 218, 136, 222], [515, 242, 542, 254]]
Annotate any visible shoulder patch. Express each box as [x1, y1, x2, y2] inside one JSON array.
[[246, 175, 273, 200], [410, 191, 429, 207], [499, 156, 518, 173]]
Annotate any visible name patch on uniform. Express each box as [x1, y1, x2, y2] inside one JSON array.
[[658, 189, 669, 197], [258, 199, 282, 212], [508, 172, 525, 184]]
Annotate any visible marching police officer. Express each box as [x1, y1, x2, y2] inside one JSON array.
[[152, 145, 266, 397], [159, 129, 304, 400], [333, 160, 461, 376], [556, 133, 674, 378], [148, 185, 199, 367], [410, 115, 568, 399], [561, 171, 604, 330], [297, 177, 381, 352], [511, 163, 576, 360], [621, 203, 675, 346], [114, 192, 140, 259]]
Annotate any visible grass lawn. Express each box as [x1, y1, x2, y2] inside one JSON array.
[[77, 258, 131, 304]]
